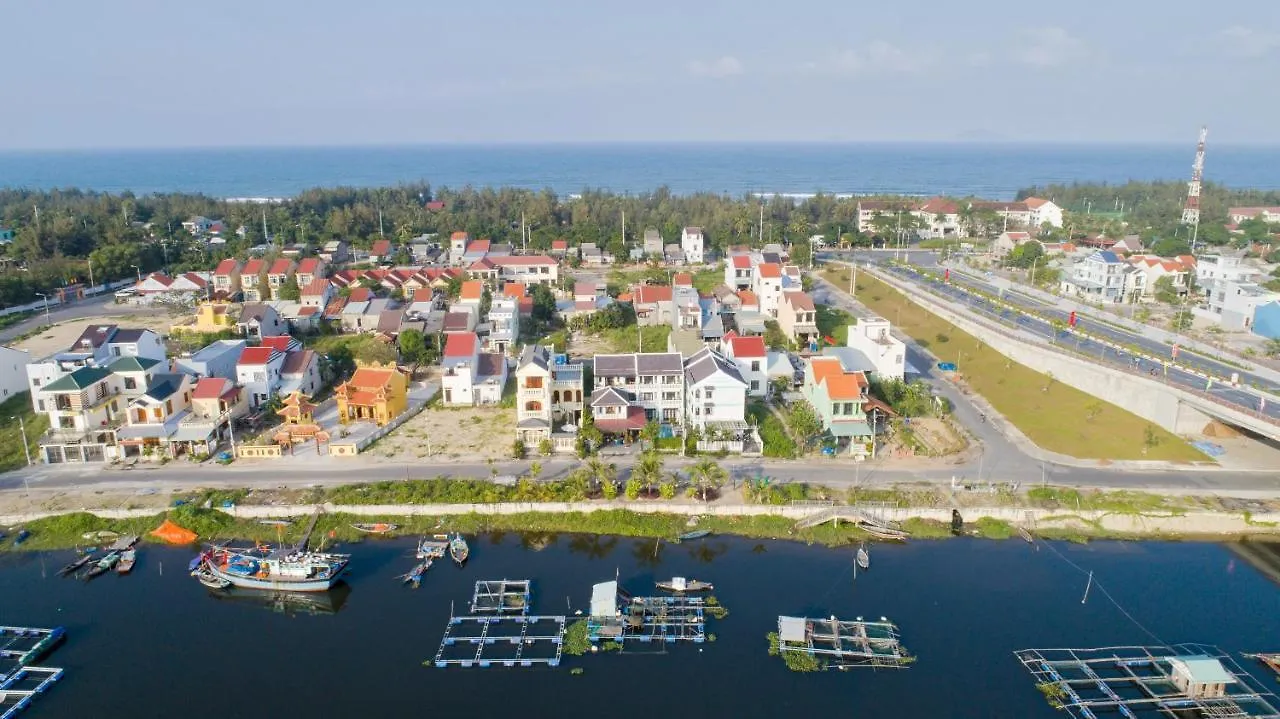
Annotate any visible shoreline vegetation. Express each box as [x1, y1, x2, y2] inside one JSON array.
[[2, 479, 1279, 553]]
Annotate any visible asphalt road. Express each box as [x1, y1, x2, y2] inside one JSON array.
[[855, 261, 1280, 425], [0, 293, 156, 343]]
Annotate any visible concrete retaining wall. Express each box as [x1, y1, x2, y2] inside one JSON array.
[[3, 502, 1278, 538], [868, 268, 1215, 434]]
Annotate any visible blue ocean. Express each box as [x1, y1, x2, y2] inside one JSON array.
[[1, 143, 1277, 199]]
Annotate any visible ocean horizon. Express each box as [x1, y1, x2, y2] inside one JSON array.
[[2, 141, 1278, 200]]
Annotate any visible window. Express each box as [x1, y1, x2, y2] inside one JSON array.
[[844, 402, 855, 415], [124, 377, 137, 390], [640, 392, 655, 402], [525, 377, 543, 389], [59, 416, 75, 429], [254, 372, 266, 383], [663, 392, 679, 401], [524, 401, 542, 412], [751, 361, 760, 371], [704, 388, 714, 399], [750, 381, 759, 391], [55, 395, 72, 410], [33, 378, 40, 387], [37, 399, 45, 411]]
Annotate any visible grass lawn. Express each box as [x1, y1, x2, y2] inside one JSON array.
[[307, 333, 398, 364], [606, 266, 723, 294], [0, 393, 48, 472], [821, 268, 1206, 462], [598, 324, 671, 353], [815, 304, 855, 345]]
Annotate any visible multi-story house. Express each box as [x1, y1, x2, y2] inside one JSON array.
[[803, 356, 875, 454], [240, 259, 267, 302], [440, 331, 508, 406], [682, 227, 705, 265], [992, 231, 1034, 257], [449, 231, 470, 264], [1207, 281, 1280, 331], [174, 376, 249, 456], [236, 346, 285, 408], [1196, 254, 1260, 292], [279, 349, 321, 397], [319, 240, 349, 264], [369, 239, 392, 264], [1062, 251, 1131, 303], [777, 291, 818, 345], [683, 347, 747, 436], [25, 326, 165, 409], [513, 344, 584, 451], [490, 256, 559, 286], [175, 339, 246, 380], [488, 297, 519, 355], [458, 280, 484, 305], [300, 278, 335, 308], [721, 333, 768, 396], [725, 254, 753, 290], [212, 258, 242, 299], [267, 258, 297, 294], [671, 285, 702, 332], [855, 199, 917, 234], [1227, 207, 1280, 225], [643, 229, 664, 257], [970, 200, 1033, 229], [842, 316, 906, 382], [634, 284, 674, 326], [592, 352, 685, 426], [1025, 197, 1065, 228], [911, 197, 962, 238], [296, 257, 328, 286], [237, 303, 286, 340], [753, 263, 783, 317], [116, 372, 195, 459], [0, 345, 30, 401], [1127, 256, 1192, 300], [35, 365, 125, 463]]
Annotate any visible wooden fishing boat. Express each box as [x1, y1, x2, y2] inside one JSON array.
[[193, 567, 231, 590], [196, 545, 349, 592], [401, 559, 432, 588], [83, 552, 120, 580], [13, 529, 30, 546], [116, 549, 137, 574], [58, 550, 96, 577], [1244, 653, 1280, 677], [416, 537, 449, 560], [856, 546, 870, 570], [257, 519, 293, 527], [656, 577, 713, 593], [82, 530, 120, 541], [352, 523, 398, 534], [449, 534, 469, 565], [675, 529, 711, 543], [1017, 526, 1034, 543]]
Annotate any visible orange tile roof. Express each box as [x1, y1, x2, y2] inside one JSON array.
[[737, 290, 758, 305], [460, 280, 484, 301], [783, 291, 815, 311], [728, 335, 766, 358], [810, 357, 867, 400], [503, 282, 526, 298], [444, 332, 478, 358], [635, 285, 673, 304], [757, 263, 781, 279], [730, 255, 751, 269], [673, 272, 693, 286], [347, 367, 396, 390]]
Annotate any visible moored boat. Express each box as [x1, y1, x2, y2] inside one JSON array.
[[675, 529, 711, 543], [193, 566, 232, 590], [449, 534, 469, 565], [656, 576, 713, 593], [84, 551, 120, 580], [352, 523, 398, 534], [416, 537, 449, 559], [401, 558, 432, 588], [117, 548, 137, 574], [257, 519, 293, 527], [856, 546, 870, 570], [58, 550, 96, 577], [196, 545, 349, 592], [82, 530, 120, 542], [13, 529, 30, 546]]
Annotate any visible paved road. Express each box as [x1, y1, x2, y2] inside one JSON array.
[[0, 293, 155, 344], [856, 261, 1280, 425]]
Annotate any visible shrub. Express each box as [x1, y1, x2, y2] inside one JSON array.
[[538, 438, 554, 456], [624, 478, 643, 500], [511, 439, 527, 459]]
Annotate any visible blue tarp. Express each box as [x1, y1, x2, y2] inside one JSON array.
[[937, 362, 958, 372], [1252, 301, 1280, 339]]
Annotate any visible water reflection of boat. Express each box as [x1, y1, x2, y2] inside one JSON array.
[[207, 582, 352, 616]]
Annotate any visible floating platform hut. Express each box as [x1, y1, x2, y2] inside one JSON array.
[[433, 580, 565, 668], [0, 626, 66, 719], [586, 581, 706, 645], [1016, 645, 1280, 718], [470, 580, 532, 615], [774, 615, 911, 669]]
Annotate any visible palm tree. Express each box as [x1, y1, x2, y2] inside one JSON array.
[[631, 452, 665, 496], [688, 458, 728, 501], [585, 459, 617, 496]]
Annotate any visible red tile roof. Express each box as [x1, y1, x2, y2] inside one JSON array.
[[594, 406, 648, 433], [503, 282, 526, 298], [268, 258, 294, 275], [783, 291, 815, 311], [301, 277, 330, 296], [192, 377, 233, 400], [242, 259, 265, 275], [635, 285, 673, 304], [469, 258, 497, 271], [238, 346, 280, 366], [348, 287, 372, 302], [518, 297, 533, 315], [299, 306, 319, 316], [468, 239, 491, 253], [737, 290, 759, 305], [731, 255, 751, 269], [371, 239, 392, 256], [756, 262, 781, 279], [450, 231, 469, 241], [551, 240, 568, 250], [919, 196, 959, 214], [574, 281, 598, 296], [460, 280, 484, 301], [728, 335, 766, 358], [444, 332, 478, 358], [673, 272, 693, 286], [492, 255, 556, 266], [259, 335, 297, 353], [426, 200, 446, 210], [214, 258, 240, 276], [297, 257, 321, 275]]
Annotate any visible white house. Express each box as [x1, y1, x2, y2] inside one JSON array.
[[912, 197, 963, 238], [0, 345, 31, 401], [1227, 206, 1280, 224], [25, 325, 165, 410], [182, 216, 215, 235], [1127, 256, 1191, 299], [441, 331, 508, 406], [175, 339, 246, 380], [279, 349, 322, 397], [235, 346, 285, 409], [844, 316, 906, 382], [720, 333, 768, 397], [1025, 197, 1065, 228], [725, 254, 753, 290], [592, 352, 686, 426], [1062, 251, 1130, 303], [683, 347, 747, 432], [488, 297, 519, 355], [682, 227, 706, 265], [1206, 280, 1280, 331], [992, 231, 1034, 257], [753, 262, 784, 317]]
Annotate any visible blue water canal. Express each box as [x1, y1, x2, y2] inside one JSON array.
[[1, 535, 1277, 718]]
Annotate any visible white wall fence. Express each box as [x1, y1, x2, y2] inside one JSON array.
[[0, 279, 134, 316]]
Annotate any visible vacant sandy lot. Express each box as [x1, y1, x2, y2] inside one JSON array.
[[15, 312, 185, 360], [368, 403, 516, 462]]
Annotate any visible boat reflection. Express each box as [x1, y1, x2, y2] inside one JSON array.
[[205, 581, 352, 616]]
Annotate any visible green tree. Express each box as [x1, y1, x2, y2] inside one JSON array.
[[688, 458, 728, 501], [579, 410, 603, 456], [786, 401, 824, 452], [325, 344, 355, 381], [1151, 237, 1192, 258], [1169, 310, 1193, 331], [257, 273, 272, 301], [398, 328, 434, 376], [585, 458, 617, 495], [639, 420, 660, 450], [1152, 276, 1180, 305], [631, 451, 664, 495], [537, 438, 554, 456], [277, 275, 301, 301], [530, 284, 556, 323], [1005, 242, 1044, 269], [763, 320, 789, 351], [480, 286, 492, 317], [1264, 338, 1280, 358], [511, 439, 527, 459]]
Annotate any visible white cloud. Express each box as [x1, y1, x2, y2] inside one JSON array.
[[1217, 26, 1280, 58], [810, 41, 929, 75], [1014, 27, 1090, 68], [688, 56, 744, 79]]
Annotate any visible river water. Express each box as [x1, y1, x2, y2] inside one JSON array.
[[1, 535, 1277, 718]]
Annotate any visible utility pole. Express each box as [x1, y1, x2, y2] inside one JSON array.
[[620, 210, 626, 252], [262, 209, 269, 244], [522, 211, 528, 253], [758, 203, 764, 246], [378, 210, 385, 238], [87, 258, 95, 291], [10, 415, 31, 468]]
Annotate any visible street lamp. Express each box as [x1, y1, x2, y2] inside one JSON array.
[[10, 416, 31, 466], [131, 264, 142, 283], [34, 293, 50, 321]]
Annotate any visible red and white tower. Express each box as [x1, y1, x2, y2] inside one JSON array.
[[1182, 125, 1207, 253]]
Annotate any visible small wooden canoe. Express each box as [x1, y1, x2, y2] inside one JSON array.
[[856, 546, 870, 570], [675, 529, 711, 542], [352, 523, 398, 534], [117, 549, 137, 574]]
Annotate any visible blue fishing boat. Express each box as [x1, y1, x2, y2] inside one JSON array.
[[13, 529, 30, 546], [675, 529, 711, 543], [196, 545, 348, 592]]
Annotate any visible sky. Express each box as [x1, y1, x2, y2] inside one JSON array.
[[4, 0, 1280, 149]]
